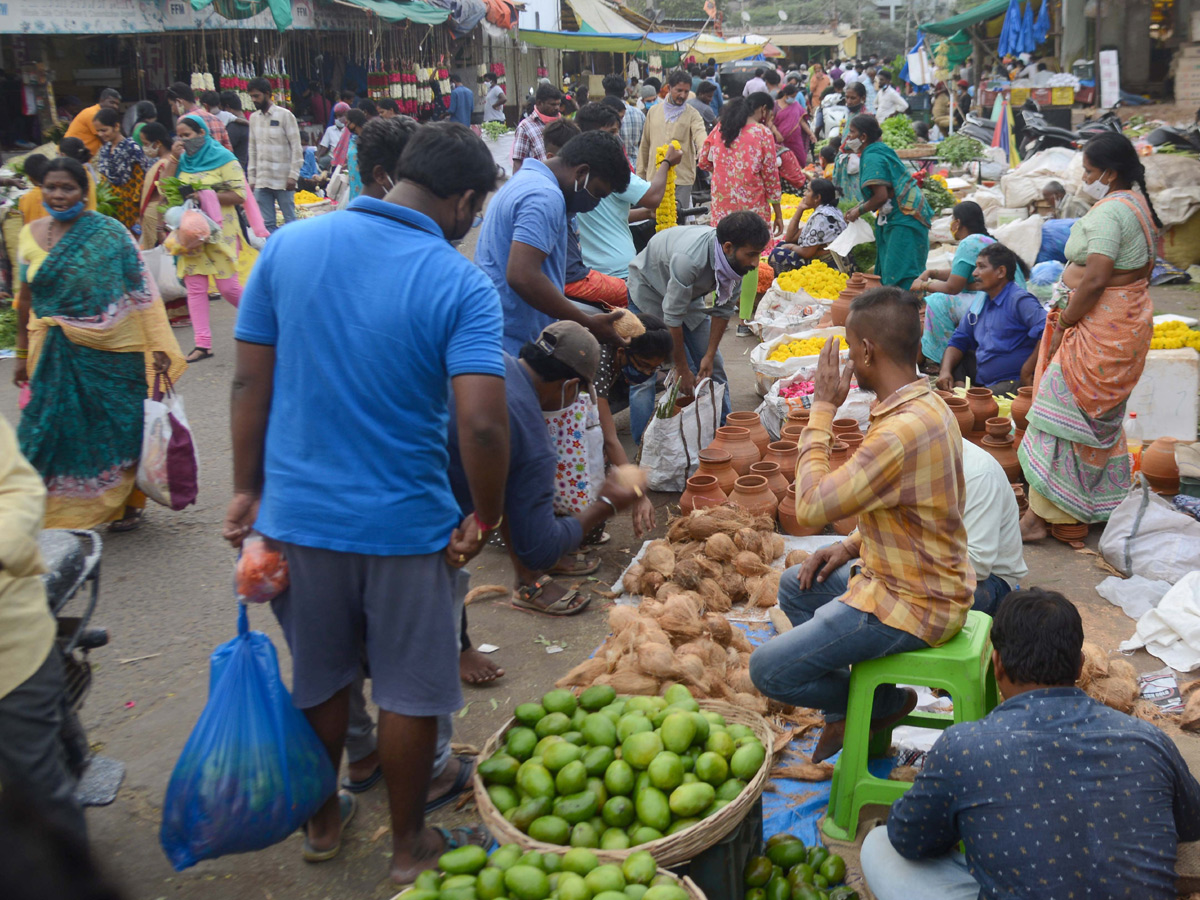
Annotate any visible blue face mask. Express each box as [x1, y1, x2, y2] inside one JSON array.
[[43, 200, 85, 222], [622, 363, 655, 385]]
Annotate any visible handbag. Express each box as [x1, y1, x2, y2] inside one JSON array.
[[136, 373, 199, 511]]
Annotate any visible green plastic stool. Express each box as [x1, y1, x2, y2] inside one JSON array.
[[821, 610, 999, 842]]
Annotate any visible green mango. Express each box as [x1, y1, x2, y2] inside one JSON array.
[[584, 863, 627, 895], [726, 724, 755, 740], [604, 759, 635, 796], [625, 885, 650, 900], [743, 855, 773, 887], [555, 759, 589, 795], [642, 885, 689, 900], [766, 872, 791, 900], [487, 844, 523, 871], [544, 742, 584, 774], [621, 850, 658, 886], [600, 827, 631, 850], [506, 727, 538, 761], [510, 796, 553, 833], [557, 872, 591, 900], [582, 712, 618, 748], [560, 847, 600, 875], [579, 684, 617, 711], [478, 754, 520, 786], [807, 846, 829, 870], [602, 795, 637, 828], [569, 821, 600, 848], [528, 815, 571, 844], [412, 870, 442, 891], [730, 741, 766, 780], [693, 751, 729, 786], [787, 863, 815, 890], [647, 752, 684, 791], [659, 713, 698, 754], [668, 782, 715, 818], [541, 689, 578, 717], [535, 712, 573, 739], [439, 844, 488, 875], [487, 784, 520, 814], [617, 713, 654, 742], [514, 703, 547, 727], [819, 855, 846, 884], [767, 839, 808, 870], [476, 868, 508, 900], [629, 825, 664, 845], [634, 786, 671, 832], [689, 712, 710, 745], [622, 731, 664, 770], [705, 730, 736, 759], [583, 745, 616, 777], [516, 763, 556, 800], [665, 817, 699, 835], [504, 865, 551, 900], [554, 790, 600, 825], [716, 778, 747, 801]]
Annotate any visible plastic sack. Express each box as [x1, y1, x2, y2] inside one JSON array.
[[1099, 481, 1200, 584], [160, 604, 337, 870], [749, 327, 847, 397], [826, 218, 875, 258], [639, 378, 725, 491], [1095, 573, 1172, 621], [756, 374, 875, 440], [175, 209, 215, 253], [750, 283, 828, 342], [235, 534, 289, 604], [993, 213, 1043, 270], [1119, 571, 1200, 672], [1036, 218, 1074, 264], [137, 375, 198, 511], [1030, 260, 1064, 285], [142, 245, 187, 301]]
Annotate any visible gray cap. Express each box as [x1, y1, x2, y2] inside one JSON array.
[[535, 321, 600, 383], [640, 84, 658, 100]]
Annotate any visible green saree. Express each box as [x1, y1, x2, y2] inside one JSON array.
[[859, 141, 932, 291]]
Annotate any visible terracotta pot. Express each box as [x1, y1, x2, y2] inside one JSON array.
[[781, 424, 806, 444], [1013, 429, 1025, 451], [750, 461, 789, 501], [1010, 386, 1034, 431], [729, 474, 779, 518], [727, 411, 771, 456], [946, 397, 974, 436], [777, 484, 821, 536], [982, 434, 1022, 483], [697, 448, 737, 496], [1142, 437, 1181, 494], [840, 432, 864, 456], [934, 389, 954, 400], [829, 440, 849, 471], [786, 407, 811, 427], [860, 274, 883, 291], [985, 416, 1012, 440], [1010, 483, 1028, 515], [832, 515, 858, 535], [1051, 522, 1089, 544], [832, 417, 862, 439], [831, 289, 856, 326], [966, 387, 998, 432], [846, 273, 867, 290], [762, 440, 799, 484], [679, 474, 727, 514], [708, 425, 760, 476]]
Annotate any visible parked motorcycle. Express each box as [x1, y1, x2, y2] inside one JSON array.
[[1018, 105, 1123, 159]]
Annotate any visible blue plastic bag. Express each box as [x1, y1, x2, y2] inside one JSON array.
[[1036, 218, 1075, 264], [160, 604, 337, 870]]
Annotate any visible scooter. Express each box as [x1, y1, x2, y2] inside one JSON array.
[[1019, 105, 1123, 158], [38, 529, 124, 805]]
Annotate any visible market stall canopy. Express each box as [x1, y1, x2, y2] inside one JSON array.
[[564, 0, 650, 33], [919, 0, 1009, 37], [332, 0, 450, 23], [517, 28, 766, 61]]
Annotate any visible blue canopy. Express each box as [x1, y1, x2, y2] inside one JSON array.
[[1033, 0, 1050, 46]]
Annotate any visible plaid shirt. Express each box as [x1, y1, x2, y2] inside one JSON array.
[[512, 114, 547, 163], [247, 103, 302, 189], [619, 103, 645, 161], [794, 381, 974, 646], [185, 104, 233, 152]]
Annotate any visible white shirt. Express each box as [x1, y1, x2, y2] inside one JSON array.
[[874, 84, 908, 121], [247, 103, 302, 189], [319, 123, 344, 151], [484, 84, 506, 122], [961, 441, 1028, 587], [842, 69, 861, 85], [214, 109, 237, 125], [743, 76, 768, 96]]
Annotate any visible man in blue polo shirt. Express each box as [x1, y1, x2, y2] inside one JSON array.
[[226, 122, 510, 885], [447, 73, 475, 126], [475, 129, 634, 354]]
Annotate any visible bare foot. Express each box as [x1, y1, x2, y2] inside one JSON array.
[[389, 826, 445, 885], [347, 749, 379, 785], [427, 756, 464, 805], [1020, 508, 1048, 543], [460, 648, 505, 685]]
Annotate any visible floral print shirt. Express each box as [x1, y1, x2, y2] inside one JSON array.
[[698, 122, 781, 224]]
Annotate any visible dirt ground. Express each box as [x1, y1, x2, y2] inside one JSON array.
[[2, 275, 1198, 900]]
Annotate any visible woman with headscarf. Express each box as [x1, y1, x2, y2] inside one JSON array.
[[93, 107, 149, 233], [171, 113, 245, 362], [317, 101, 350, 168], [843, 113, 932, 290]]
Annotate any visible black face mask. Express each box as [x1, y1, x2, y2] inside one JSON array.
[[846, 101, 863, 114], [566, 173, 602, 214]]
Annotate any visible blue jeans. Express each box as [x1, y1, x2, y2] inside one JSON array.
[[748, 562, 927, 723], [627, 312, 731, 443], [254, 187, 296, 233], [971, 573, 1012, 617], [860, 827, 981, 900]]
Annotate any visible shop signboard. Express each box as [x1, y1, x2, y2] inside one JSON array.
[[0, 0, 352, 33]]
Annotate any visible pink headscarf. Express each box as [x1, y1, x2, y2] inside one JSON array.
[[331, 102, 353, 168]]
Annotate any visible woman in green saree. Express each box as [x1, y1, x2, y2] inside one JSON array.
[[12, 158, 187, 531], [843, 114, 932, 291]]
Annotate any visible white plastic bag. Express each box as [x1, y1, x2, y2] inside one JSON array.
[[1099, 482, 1200, 584], [1119, 571, 1200, 672], [756, 373, 875, 440], [826, 218, 875, 258], [143, 245, 187, 301], [137, 375, 199, 511], [639, 379, 725, 492], [1094, 574, 1172, 621], [750, 283, 828, 342], [749, 327, 847, 396]]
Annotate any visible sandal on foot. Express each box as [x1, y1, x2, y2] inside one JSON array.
[[511, 576, 591, 617], [186, 347, 214, 363], [108, 508, 143, 533], [302, 791, 357, 862], [434, 823, 491, 852], [425, 755, 475, 814], [548, 550, 600, 577], [340, 765, 383, 794]]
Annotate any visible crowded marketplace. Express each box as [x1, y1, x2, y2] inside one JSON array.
[[4, 0, 1200, 896]]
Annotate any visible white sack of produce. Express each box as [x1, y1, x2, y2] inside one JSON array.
[[1001, 147, 1081, 208], [750, 283, 829, 342], [756, 375, 876, 439], [1143, 155, 1200, 228], [749, 327, 847, 397], [994, 213, 1044, 270], [827, 218, 875, 257], [1120, 571, 1200, 672], [929, 214, 956, 244]]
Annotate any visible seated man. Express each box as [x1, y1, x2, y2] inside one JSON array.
[[960, 440, 1026, 615], [1043, 179, 1090, 219], [749, 287, 974, 763], [625, 211, 770, 442], [862, 588, 1200, 900], [936, 242, 1046, 396]]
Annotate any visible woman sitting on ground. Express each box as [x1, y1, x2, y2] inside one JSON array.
[[768, 178, 847, 274]]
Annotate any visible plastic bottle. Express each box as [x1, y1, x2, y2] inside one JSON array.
[[1125, 412, 1143, 474]]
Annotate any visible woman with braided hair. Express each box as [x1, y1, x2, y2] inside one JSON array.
[[1018, 131, 1162, 542]]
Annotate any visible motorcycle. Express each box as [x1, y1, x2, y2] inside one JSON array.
[[1018, 104, 1123, 159], [38, 529, 124, 805]]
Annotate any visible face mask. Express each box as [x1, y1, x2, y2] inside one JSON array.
[[567, 172, 602, 214], [535, 108, 559, 124], [844, 137, 863, 153], [144, 145, 159, 158], [622, 363, 655, 385], [1082, 175, 1110, 200], [182, 135, 206, 154], [43, 200, 85, 222], [449, 212, 485, 246]]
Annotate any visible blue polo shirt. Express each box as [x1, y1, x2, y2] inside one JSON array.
[[947, 279, 1046, 387], [235, 196, 506, 555], [578, 173, 651, 280], [449, 84, 475, 125], [475, 158, 567, 354]]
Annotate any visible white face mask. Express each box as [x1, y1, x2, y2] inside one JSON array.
[[1082, 174, 1111, 201], [844, 137, 863, 153]]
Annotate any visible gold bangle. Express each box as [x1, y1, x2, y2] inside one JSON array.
[[15, 348, 27, 359]]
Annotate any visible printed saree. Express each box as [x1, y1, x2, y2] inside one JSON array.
[[19, 212, 186, 528], [859, 141, 932, 290]]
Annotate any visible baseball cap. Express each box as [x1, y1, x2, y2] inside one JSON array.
[[535, 321, 600, 383]]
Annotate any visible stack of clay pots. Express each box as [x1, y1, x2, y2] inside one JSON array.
[[750, 461, 789, 501], [729, 473, 779, 517], [679, 474, 726, 514], [831, 273, 882, 326], [965, 387, 998, 445], [707, 425, 760, 476], [981, 416, 1021, 482], [726, 411, 770, 457], [696, 448, 737, 495]]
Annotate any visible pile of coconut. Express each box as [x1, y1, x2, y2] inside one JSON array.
[[1078, 642, 1162, 722]]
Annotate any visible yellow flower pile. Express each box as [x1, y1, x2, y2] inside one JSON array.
[[294, 190, 324, 205], [654, 141, 681, 232], [774, 259, 849, 300], [767, 335, 839, 363], [778, 192, 815, 223], [1150, 319, 1200, 350]]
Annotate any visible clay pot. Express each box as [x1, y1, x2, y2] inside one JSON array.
[[781, 424, 807, 444], [832, 417, 862, 439], [946, 397, 974, 436], [708, 425, 760, 476], [679, 474, 727, 514], [1010, 386, 1034, 431], [1142, 437, 1181, 495], [697, 448, 737, 496], [832, 515, 859, 535], [840, 432, 864, 456], [846, 273, 867, 291], [934, 389, 954, 401], [727, 411, 771, 456], [1011, 483, 1028, 515], [762, 440, 799, 484], [777, 484, 821, 536], [786, 407, 811, 427], [1013, 429, 1025, 451], [982, 434, 1022, 483], [831, 289, 855, 326], [860, 274, 883, 291], [985, 416, 1012, 440], [829, 441, 849, 471], [750, 461, 789, 501], [1051, 522, 1089, 544], [729, 474, 779, 518], [966, 387, 998, 433]]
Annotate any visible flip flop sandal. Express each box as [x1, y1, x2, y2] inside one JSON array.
[[108, 508, 143, 533], [435, 823, 491, 852], [302, 790, 357, 863], [511, 576, 592, 617], [340, 764, 383, 794], [186, 347, 214, 363], [548, 550, 601, 577], [582, 529, 611, 546], [425, 755, 475, 814]]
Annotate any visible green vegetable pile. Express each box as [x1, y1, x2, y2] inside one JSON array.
[[922, 178, 956, 215], [397, 844, 690, 900], [94, 179, 118, 219], [478, 684, 767, 850], [881, 116, 916, 151], [482, 121, 511, 141], [936, 133, 985, 167], [744, 833, 857, 900], [0, 306, 16, 350]]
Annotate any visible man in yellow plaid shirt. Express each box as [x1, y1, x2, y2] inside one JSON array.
[[750, 286, 974, 763]]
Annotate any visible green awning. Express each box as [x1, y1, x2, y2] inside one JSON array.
[[335, 0, 450, 24], [193, 0, 292, 30], [920, 0, 1008, 37]]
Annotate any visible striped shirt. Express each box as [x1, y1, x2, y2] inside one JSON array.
[[794, 381, 974, 646], [183, 104, 233, 152], [247, 103, 302, 189]]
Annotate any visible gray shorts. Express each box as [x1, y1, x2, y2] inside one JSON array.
[[271, 544, 463, 717]]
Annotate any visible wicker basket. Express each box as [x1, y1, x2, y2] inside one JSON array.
[[896, 143, 937, 159], [472, 699, 775, 868]]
